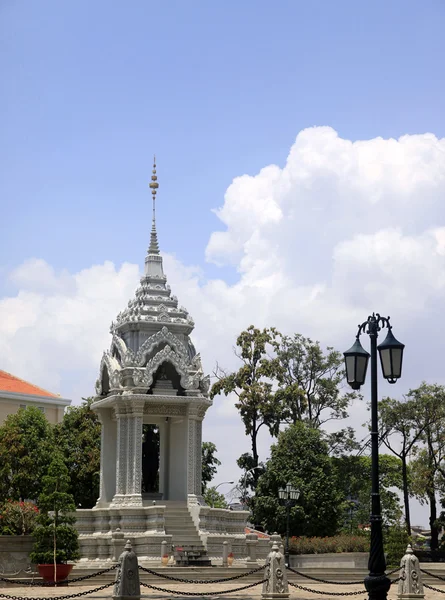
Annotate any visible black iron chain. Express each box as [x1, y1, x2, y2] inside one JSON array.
[[288, 581, 366, 596], [138, 563, 264, 584], [140, 578, 266, 596], [0, 564, 117, 588], [286, 565, 400, 586], [424, 583, 445, 594], [420, 568, 445, 581], [0, 580, 115, 600]]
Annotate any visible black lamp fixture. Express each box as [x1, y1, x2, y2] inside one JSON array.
[[278, 482, 300, 567], [343, 313, 404, 600]]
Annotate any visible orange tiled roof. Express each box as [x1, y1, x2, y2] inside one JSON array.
[[0, 370, 58, 398], [245, 527, 270, 539]]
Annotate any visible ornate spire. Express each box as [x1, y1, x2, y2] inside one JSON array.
[[148, 156, 160, 255]]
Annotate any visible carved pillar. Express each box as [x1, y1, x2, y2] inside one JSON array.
[[112, 408, 129, 505], [187, 407, 204, 501], [126, 401, 144, 505], [96, 408, 117, 507]]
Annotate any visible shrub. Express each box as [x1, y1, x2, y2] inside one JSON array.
[[384, 523, 410, 567], [0, 500, 39, 535], [289, 534, 370, 554]]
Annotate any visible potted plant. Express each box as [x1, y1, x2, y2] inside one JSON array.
[[30, 453, 80, 583], [227, 551, 234, 566]]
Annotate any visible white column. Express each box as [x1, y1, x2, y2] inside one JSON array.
[[126, 401, 144, 505], [95, 408, 117, 507], [111, 409, 128, 505], [187, 411, 203, 500]]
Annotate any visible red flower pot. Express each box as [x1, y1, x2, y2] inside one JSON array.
[[37, 564, 73, 583]]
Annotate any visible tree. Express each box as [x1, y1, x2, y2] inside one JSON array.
[[379, 396, 428, 534], [274, 334, 356, 429], [204, 486, 229, 508], [0, 406, 54, 501], [211, 326, 282, 487], [407, 383, 445, 550], [201, 442, 221, 494], [253, 423, 342, 536], [30, 452, 80, 565], [333, 454, 404, 529], [55, 398, 101, 508]]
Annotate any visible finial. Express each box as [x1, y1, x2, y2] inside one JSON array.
[[148, 155, 160, 255]]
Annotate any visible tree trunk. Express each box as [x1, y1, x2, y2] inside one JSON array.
[[251, 430, 259, 486], [429, 491, 439, 551], [401, 457, 411, 535]]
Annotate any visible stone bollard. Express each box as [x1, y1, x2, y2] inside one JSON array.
[[270, 532, 285, 557], [222, 541, 229, 567], [161, 540, 168, 565], [246, 533, 259, 565], [398, 545, 424, 600], [114, 540, 141, 600], [111, 528, 126, 562], [262, 541, 289, 600]]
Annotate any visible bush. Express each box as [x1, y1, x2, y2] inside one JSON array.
[[289, 534, 370, 554], [0, 500, 39, 535], [385, 524, 410, 567]]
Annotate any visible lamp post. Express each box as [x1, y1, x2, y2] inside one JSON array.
[[211, 481, 234, 507], [344, 313, 404, 600], [278, 482, 300, 567]]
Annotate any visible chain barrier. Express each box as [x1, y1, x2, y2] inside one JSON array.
[[0, 580, 116, 600], [138, 562, 264, 584], [286, 565, 400, 586], [0, 564, 117, 588], [288, 581, 366, 596], [424, 583, 445, 594], [420, 567, 445, 581], [140, 578, 267, 596]]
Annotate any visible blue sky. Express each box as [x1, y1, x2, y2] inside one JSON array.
[[1, 0, 444, 287], [2, 1, 445, 524]]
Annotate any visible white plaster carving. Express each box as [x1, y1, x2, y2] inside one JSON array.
[[134, 326, 189, 366], [141, 346, 200, 390]]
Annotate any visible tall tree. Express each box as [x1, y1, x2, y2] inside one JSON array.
[[0, 406, 54, 501], [253, 423, 342, 536], [407, 383, 445, 550], [201, 442, 221, 494], [55, 398, 101, 508], [379, 396, 428, 535], [273, 334, 357, 444], [333, 454, 404, 529], [211, 326, 282, 487]]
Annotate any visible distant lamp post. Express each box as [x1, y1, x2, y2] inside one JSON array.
[[344, 313, 404, 600], [278, 482, 300, 567], [211, 481, 234, 507]]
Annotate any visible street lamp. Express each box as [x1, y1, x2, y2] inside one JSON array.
[[211, 481, 234, 507], [278, 482, 300, 567], [344, 313, 404, 600]]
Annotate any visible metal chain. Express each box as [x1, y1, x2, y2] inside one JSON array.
[[0, 564, 117, 588], [0, 580, 115, 600], [140, 578, 266, 596], [138, 563, 264, 584], [288, 581, 367, 596], [424, 583, 445, 594], [286, 565, 400, 586], [420, 568, 445, 581]]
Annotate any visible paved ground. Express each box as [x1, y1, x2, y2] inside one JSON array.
[[1, 579, 444, 599]]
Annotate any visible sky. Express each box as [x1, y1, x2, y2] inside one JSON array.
[[1, 0, 445, 527]]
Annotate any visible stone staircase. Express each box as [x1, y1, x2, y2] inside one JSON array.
[[163, 502, 209, 564]]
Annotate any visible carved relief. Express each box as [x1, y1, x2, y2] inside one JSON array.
[[141, 346, 200, 390], [135, 327, 189, 366]]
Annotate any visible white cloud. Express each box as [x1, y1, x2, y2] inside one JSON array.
[[1, 126, 445, 523]]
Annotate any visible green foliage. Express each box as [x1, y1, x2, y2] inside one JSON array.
[[0, 406, 54, 501], [333, 454, 404, 528], [273, 334, 357, 428], [253, 423, 342, 536], [55, 398, 101, 508], [289, 534, 370, 555], [211, 326, 282, 486], [30, 453, 79, 564], [384, 523, 411, 567], [201, 442, 221, 493], [0, 500, 39, 535], [203, 486, 229, 508]]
